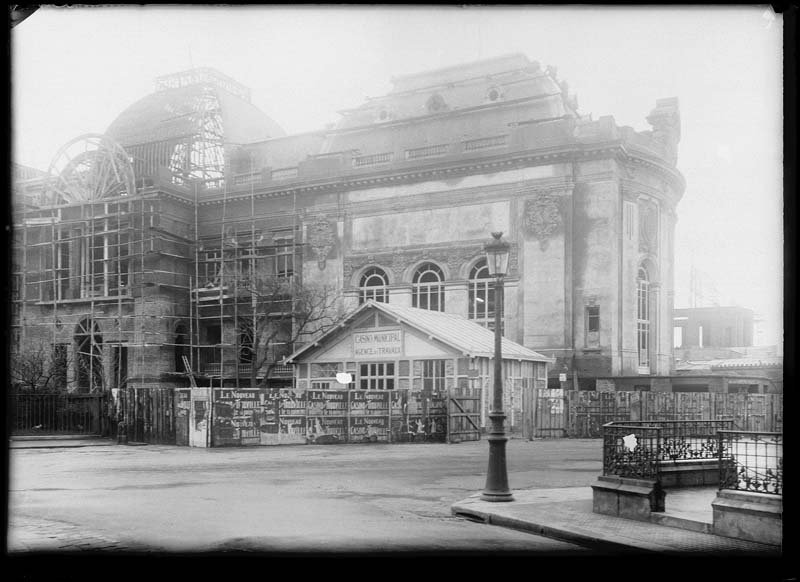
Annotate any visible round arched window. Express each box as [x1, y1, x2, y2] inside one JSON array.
[[359, 267, 389, 304], [468, 259, 495, 324], [412, 262, 444, 311]]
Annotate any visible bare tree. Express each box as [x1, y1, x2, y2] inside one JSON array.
[[10, 341, 74, 393], [234, 274, 345, 388]]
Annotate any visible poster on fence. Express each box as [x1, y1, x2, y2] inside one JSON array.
[[349, 390, 390, 415], [307, 416, 346, 444], [308, 390, 348, 416], [212, 389, 273, 446], [349, 415, 389, 442]]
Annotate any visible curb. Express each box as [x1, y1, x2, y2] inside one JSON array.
[[8, 443, 116, 449], [451, 502, 653, 554]]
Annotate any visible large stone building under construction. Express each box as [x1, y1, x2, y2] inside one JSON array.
[[11, 54, 684, 439]]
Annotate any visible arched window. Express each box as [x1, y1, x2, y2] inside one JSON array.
[[412, 262, 444, 312], [637, 267, 650, 368], [468, 259, 495, 326], [359, 267, 389, 304], [75, 318, 103, 392]]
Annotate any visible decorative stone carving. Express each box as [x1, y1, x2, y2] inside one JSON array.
[[445, 252, 465, 275], [308, 216, 335, 270], [639, 202, 659, 253], [508, 247, 519, 274], [343, 257, 354, 280], [390, 251, 406, 279], [524, 192, 562, 250]]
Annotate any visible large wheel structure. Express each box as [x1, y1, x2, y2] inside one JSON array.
[[43, 133, 136, 205]]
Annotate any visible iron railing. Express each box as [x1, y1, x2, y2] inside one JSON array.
[[613, 419, 733, 461], [602, 419, 735, 480], [602, 423, 662, 480], [10, 392, 106, 435], [718, 430, 782, 496]]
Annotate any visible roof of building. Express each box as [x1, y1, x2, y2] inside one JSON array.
[[107, 79, 285, 147], [675, 357, 783, 372], [286, 300, 553, 364], [13, 162, 48, 182], [319, 53, 576, 155]]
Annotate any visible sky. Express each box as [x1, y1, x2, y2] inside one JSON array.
[[10, 5, 784, 348]]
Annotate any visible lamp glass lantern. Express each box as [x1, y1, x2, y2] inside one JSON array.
[[485, 232, 510, 277]]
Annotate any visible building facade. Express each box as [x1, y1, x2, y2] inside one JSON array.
[[11, 54, 684, 398]]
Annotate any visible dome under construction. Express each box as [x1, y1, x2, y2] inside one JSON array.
[[105, 68, 286, 189]]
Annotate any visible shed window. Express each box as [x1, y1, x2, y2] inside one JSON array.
[[359, 362, 395, 390], [311, 362, 341, 378]]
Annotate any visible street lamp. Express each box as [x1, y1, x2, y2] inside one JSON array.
[[481, 232, 513, 502]]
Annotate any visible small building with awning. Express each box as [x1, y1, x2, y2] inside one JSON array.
[[284, 300, 552, 443]]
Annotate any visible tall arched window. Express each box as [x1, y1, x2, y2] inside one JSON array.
[[412, 262, 444, 312], [468, 259, 495, 327], [637, 267, 650, 368], [359, 267, 389, 304]]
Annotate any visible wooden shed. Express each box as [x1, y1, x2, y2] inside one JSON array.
[[285, 301, 552, 443]]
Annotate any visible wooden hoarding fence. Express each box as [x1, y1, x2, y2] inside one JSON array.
[[528, 390, 783, 438]]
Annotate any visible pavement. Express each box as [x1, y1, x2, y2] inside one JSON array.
[[8, 435, 783, 557], [8, 435, 146, 448], [451, 486, 782, 555]]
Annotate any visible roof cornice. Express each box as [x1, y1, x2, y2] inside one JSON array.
[[195, 140, 684, 207]]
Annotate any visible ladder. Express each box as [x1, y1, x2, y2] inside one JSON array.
[[182, 355, 198, 388]]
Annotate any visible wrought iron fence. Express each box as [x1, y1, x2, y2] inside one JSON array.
[[10, 392, 106, 435], [602, 423, 662, 480], [718, 430, 782, 496], [602, 419, 735, 480], [614, 419, 733, 461]]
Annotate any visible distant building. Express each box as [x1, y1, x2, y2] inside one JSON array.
[[673, 306, 755, 355], [671, 306, 782, 393]]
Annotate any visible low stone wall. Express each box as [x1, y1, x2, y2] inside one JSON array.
[[591, 476, 665, 521], [712, 490, 782, 546]]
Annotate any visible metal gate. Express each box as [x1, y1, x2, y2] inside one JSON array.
[[447, 387, 481, 442], [10, 392, 107, 436], [113, 386, 179, 445]]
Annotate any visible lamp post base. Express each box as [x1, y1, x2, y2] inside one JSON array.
[[481, 412, 514, 502]]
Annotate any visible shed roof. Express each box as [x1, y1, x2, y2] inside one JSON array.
[[286, 301, 552, 364]]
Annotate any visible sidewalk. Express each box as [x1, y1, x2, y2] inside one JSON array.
[[451, 486, 781, 555], [8, 435, 137, 449]]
